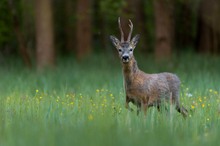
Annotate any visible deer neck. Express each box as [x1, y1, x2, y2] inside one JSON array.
[[122, 57, 139, 80]]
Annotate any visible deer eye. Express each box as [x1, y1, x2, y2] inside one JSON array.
[[118, 49, 122, 52], [129, 49, 133, 52]]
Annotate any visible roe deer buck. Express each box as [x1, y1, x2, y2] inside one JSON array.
[[110, 18, 188, 117]]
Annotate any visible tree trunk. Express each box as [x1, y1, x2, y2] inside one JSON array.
[[76, 0, 92, 60], [35, 0, 55, 70], [154, 0, 174, 61], [196, 0, 220, 54]]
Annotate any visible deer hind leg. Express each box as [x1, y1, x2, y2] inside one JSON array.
[[172, 92, 188, 118], [176, 105, 188, 118]]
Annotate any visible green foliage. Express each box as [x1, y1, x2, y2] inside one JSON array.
[[143, 0, 155, 51], [0, 0, 14, 46], [174, 0, 200, 50], [0, 53, 220, 146], [0, 0, 211, 57], [99, 0, 126, 21]]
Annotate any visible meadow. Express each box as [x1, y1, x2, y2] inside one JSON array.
[[0, 53, 220, 146]]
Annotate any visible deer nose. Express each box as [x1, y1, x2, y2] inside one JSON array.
[[122, 55, 129, 60]]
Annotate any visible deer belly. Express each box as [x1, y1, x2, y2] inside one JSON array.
[[126, 86, 169, 104], [126, 88, 148, 102]]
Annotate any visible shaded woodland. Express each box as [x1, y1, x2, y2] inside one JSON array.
[[0, 0, 220, 70]]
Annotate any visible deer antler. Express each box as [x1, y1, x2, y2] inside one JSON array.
[[118, 17, 124, 42], [127, 19, 133, 42]]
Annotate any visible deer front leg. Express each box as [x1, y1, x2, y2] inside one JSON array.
[[125, 96, 134, 112], [142, 97, 149, 116], [141, 102, 148, 116], [137, 104, 141, 115]]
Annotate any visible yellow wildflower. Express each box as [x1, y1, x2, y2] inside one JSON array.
[[88, 114, 93, 121], [202, 104, 205, 108], [191, 105, 195, 109], [36, 89, 39, 93]]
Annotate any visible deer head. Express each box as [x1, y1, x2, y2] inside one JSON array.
[[110, 17, 140, 63]]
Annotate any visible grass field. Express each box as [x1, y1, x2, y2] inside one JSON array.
[[0, 53, 220, 146]]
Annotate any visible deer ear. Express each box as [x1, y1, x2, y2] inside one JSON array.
[[131, 34, 140, 47], [110, 35, 120, 48]]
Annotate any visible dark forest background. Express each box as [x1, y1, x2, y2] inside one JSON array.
[[0, 0, 220, 70]]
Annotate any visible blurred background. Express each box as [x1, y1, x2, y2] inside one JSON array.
[[0, 0, 220, 70]]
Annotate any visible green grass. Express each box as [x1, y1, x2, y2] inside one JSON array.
[[0, 53, 220, 146]]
